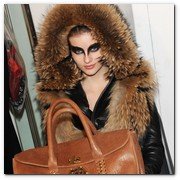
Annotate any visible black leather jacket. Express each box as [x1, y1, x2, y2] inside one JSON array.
[[65, 77, 166, 174]]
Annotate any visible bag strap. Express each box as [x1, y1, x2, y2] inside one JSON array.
[[50, 103, 98, 135], [47, 98, 103, 173]]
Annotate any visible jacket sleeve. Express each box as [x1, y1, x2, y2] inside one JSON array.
[[141, 103, 165, 174]]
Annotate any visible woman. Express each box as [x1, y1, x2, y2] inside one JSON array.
[[35, 4, 166, 174]]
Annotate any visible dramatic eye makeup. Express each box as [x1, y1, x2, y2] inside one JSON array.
[[88, 43, 100, 53], [70, 46, 84, 54], [70, 43, 100, 55]]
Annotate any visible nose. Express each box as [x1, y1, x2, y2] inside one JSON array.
[[84, 54, 92, 64]]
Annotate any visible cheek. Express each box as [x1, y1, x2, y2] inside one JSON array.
[[92, 51, 102, 62], [72, 55, 83, 66], [93, 49, 102, 57]]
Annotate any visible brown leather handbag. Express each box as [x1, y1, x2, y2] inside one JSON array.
[[13, 98, 145, 174]]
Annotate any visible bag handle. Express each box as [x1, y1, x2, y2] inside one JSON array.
[[50, 103, 98, 135], [47, 98, 103, 173]]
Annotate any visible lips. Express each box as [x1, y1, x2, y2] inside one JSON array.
[[84, 64, 96, 70]]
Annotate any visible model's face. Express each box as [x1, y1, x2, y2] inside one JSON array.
[[69, 32, 103, 76]]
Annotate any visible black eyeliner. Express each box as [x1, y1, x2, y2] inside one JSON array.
[[70, 45, 84, 54], [88, 43, 100, 53], [70, 43, 100, 54]]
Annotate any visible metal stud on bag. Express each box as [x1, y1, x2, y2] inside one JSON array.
[[97, 159, 107, 174], [69, 166, 88, 174], [68, 156, 81, 164]]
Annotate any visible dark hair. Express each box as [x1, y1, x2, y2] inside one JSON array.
[[68, 24, 91, 38]]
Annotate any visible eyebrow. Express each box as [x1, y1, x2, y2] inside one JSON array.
[[70, 43, 100, 54]]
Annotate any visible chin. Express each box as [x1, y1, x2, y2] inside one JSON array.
[[83, 71, 98, 76], [82, 67, 102, 77]]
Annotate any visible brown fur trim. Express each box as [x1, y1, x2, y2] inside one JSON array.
[[101, 60, 157, 138], [35, 4, 140, 90]]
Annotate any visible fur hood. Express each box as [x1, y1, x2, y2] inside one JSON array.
[[35, 4, 141, 90], [34, 4, 157, 142]]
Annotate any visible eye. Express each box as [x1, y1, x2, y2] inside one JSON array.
[[90, 46, 99, 52], [89, 43, 100, 52], [74, 49, 83, 54], [70, 45, 84, 55]]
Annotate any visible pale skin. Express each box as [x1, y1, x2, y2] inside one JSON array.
[[69, 32, 109, 111]]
